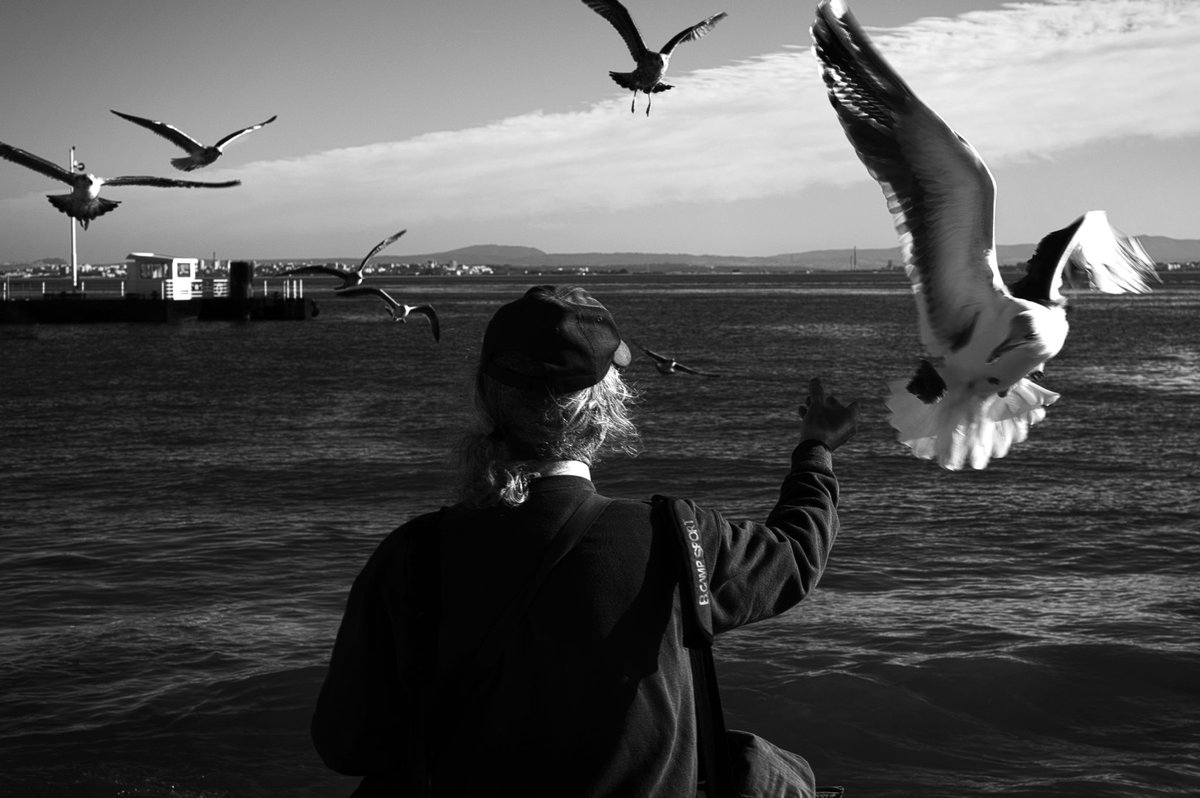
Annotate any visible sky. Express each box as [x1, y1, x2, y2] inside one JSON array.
[[0, 0, 1198, 264]]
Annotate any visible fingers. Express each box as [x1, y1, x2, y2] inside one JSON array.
[[801, 378, 823, 417], [799, 377, 861, 449], [802, 378, 831, 418], [846, 400, 861, 427], [808, 377, 824, 404], [801, 377, 860, 418]]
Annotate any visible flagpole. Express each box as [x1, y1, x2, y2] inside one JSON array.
[[69, 146, 78, 288]]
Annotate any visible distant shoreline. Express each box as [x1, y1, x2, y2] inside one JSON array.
[[6, 232, 1200, 277], [7, 268, 1198, 295]]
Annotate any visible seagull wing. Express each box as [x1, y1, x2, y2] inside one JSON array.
[[675, 363, 715, 376], [336, 285, 400, 309], [660, 11, 727, 56], [813, 0, 1006, 357], [104, 175, 241, 188], [283, 265, 354, 280], [110, 110, 205, 153], [0, 142, 75, 184], [582, 0, 649, 60], [358, 228, 407, 271], [213, 115, 278, 150], [1008, 211, 1159, 304], [409, 304, 441, 342], [641, 346, 670, 364]]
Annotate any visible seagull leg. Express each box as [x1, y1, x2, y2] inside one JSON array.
[[630, 91, 636, 114]]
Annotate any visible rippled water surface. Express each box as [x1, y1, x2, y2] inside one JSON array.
[[2, 272, 1197, 797]]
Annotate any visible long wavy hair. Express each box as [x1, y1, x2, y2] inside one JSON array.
[[454, 365, 640, 508]]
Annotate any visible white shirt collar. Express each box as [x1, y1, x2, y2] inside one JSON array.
[[528, 460, 592, 480]]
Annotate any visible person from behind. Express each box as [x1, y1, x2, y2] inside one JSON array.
[[311, 284, 859, 797]]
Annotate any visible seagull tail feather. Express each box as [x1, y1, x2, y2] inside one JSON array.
[[1072, 212, 1160, 294], [47, 194, 120, 224], [886, 375, 1060, 470], [170, 155, 204, 172]]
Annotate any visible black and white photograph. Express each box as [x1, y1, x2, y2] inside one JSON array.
[[2, 1, 1197, 796]]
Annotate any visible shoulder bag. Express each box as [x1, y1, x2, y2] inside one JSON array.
[[652, 495, 846, 798]]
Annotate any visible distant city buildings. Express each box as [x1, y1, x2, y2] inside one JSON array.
[[0, 257, 500, 279], [2, 255, 1198, 279]]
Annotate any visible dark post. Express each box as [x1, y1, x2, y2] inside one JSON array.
[[229, 260, 254, 320]]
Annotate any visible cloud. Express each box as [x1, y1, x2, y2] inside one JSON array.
[[4, 0, 1198, 259], [870, 0, 1200, 151], [228, 1, 1200, 230]]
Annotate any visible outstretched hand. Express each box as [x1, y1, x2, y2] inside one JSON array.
[[799, 377, 859, 451]]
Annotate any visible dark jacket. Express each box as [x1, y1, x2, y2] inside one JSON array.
[[311, 440, 840, 797]]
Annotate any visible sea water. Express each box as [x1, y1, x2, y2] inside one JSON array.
[[1, 273, 1197, 797]]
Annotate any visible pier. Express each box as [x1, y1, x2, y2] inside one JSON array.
[[0, 258, 316, 323]]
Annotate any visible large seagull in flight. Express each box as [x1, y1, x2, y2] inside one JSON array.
[[581, 0, 727, 116], [811, 0, 1158, 470], [110, 110, 277, 172], [0, 141, 241, 229]]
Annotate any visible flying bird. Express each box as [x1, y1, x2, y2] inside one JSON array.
[[284, 229, 407, 289], [581, 0, 727, 115], [0, 141, 241, 229], [641, 346, 717, 376], [811, 0, 1157, 470], [336, 286, 440, 342], [110, 110, 277, 172]]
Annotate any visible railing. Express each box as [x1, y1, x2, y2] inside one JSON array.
[[2, 277, 231, 300], [2, 277, 125, 299], [260, 279, 303, 299]]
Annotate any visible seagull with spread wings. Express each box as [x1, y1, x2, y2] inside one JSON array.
[[641, 346, 717, 376], [0, 141, 241, 229], [110, 110, 277, 172], [336, 286, 440, 342], [811, 0, 1157, 470], [284, 229, 407, 290], [581, 0, 726, 115]]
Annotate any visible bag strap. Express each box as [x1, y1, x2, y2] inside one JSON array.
[[653, 495, 715, 648], [652, 495, 735, 798]]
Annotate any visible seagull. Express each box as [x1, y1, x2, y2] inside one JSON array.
[[336, 286, 440, 342], [110, 110, 277, 172], [811, 0, 1158, 470], [581, 0, 727, 115], [641, 346, 717, 376], [0, 141, 241, 230], [283, 229, 407, 289]]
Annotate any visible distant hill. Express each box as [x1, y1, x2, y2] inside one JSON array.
[[1122, 235, 1200, 264], [5, 235, 1198, 273], [406, 235, 1200, 271], [433, 244, 549, 263]]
